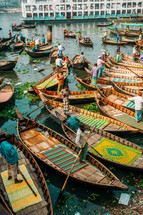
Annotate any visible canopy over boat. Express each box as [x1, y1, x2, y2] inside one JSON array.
[[121, 23, 143, 27]]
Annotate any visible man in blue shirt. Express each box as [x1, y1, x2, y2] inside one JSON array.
[[66, 115, 80, 132], [0, 140, 23, 183], [42, 34, 45, 45]]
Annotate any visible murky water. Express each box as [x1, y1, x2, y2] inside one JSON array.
[[0, 12, 143, 215]]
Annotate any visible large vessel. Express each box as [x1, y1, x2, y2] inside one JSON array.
[[22, 0, 143, 22]]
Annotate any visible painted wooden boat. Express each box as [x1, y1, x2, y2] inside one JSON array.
[[121, 36, 137, 44], [25, 49, 51, 58], [85, 67, 143, 87], [0, 38, 14, 52], [0, 58, 18, 71], [12, 41, 24, 50], [49, 48, 59, 63], [62, 118, 143, 172], [29, 63, 69, 93], [0, 36, 15, 43], [64, 29, 76, 38], [94, 93, 143, 133], [26, 43, 53, 52], [23, 24, 36, 28], [38, 91, 136, 134], [0, 131, 53, 215], [102, 38, 127, 45], [109, 29, 125, 36], [109, 56, 143, 69], [0, 82, 14, 105], [96, 22, 113, 27], [12, 26, 21, 31], [72, 54, 90, 69], [124, 31, 139, 37], [16, 110, 128, 190], [33, 88, 95, 104], [79, 38, 93, 47], [105, 65, 143, 76]]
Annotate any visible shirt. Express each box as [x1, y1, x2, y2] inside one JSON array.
[[57, 74, 64, 87], [35, 38, 39, 45], [66, 116, 79, 132], [56, 58, 64, 67], [97, 59, 104, 68], [60, 89, 70, 101], [80, 54, 85, 61], [0, 141, 19, 165], [116, 32, 119, 38], [75, 128, 89, 148], [58, 45, 62, 51], [128, 96, 143, 110], [91, 66, 99, 77], [133, 47, 137, 54]]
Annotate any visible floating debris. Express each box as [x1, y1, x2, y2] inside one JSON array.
[[118, 193, 130, 206]]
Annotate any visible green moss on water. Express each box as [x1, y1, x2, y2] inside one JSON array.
[[0, 105, 17, 120], [77, 84, 86, 91], [37, 59, 41, 63], [83, 103, 99, 114], [14, 82, 37, 102], [20, 50, 27, 55], [29, 56, 33, 60]]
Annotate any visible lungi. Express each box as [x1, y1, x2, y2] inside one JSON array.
[[78, 143, 88, 161], [135, 110, 142, 122], [63, 99, 69, 115], [91, 76, 97, 87], [98, 67, 104, 77]]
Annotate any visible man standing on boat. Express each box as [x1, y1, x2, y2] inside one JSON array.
[[58, 43, 63, 57], [66, 115, 80, 132], [97, 56, 104, 77], [0, 136, 23, 184], [75, 123, 89, 161], [90, 63, 99, 87], [116, 45, 121, 62], [56, 71, 64, 93], [128, 92, 143, 122], [60, 85, 70, 115], [115, 31, 119, 43], [35, 37, 40, 50]]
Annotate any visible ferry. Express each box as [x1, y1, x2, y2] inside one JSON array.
[[22, 0, 143, 23]]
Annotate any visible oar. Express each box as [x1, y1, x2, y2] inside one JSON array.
[[63, 123, 103, 157], [37, 64, 52, 73], [19, 47, 25, 55], [19, 170, 37, 197], [123, 65, 143, 81], [58, 124, 97, 199], [26, 103, 46, 117]]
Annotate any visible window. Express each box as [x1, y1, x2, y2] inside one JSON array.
[[95, 11, 99, 15], [84, 4, 87, 9], [101, 11, 104, 15], [61, 5, 65, 10], [95, 4, 99, 9], [45, 13, 49, 17], [39, 13, 43, 17], [90, 3, 94, 9], [78, 11, 82, 16], [73, 4, 77, 10], [39, 5, 43, 11], [26, 13, 32, 17], [33, 13, 37, 17], [44, 6, 48, 11], [26, 6, 31, 11]]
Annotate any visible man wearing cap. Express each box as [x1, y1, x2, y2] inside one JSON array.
[[97, 56, 105, 77], [128, 92, 143, 122], [60, 85, 70, 115]]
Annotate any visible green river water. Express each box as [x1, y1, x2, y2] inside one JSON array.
[[0, 12, 143, 215]]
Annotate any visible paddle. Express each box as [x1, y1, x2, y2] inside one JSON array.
[[19, 47, 25, 55], [63, 123, 103, 157], [26, 103, 46, 117], [19, 170, 37, 197], [122, 65, 143, 81], [58, 124, 97, 199], [37, 64, 52, 73]]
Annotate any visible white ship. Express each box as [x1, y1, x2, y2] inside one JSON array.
[[22, 0, 143, 21]]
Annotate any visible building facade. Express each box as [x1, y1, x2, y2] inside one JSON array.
[[22, 0, 143, 20]]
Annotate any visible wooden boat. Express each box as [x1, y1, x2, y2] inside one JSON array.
[[12, 41, 24, 49], [29, 63, 69, 93], [25, 49, 51, 58], [64, 29, 76, 38], [0, 131, 53, 215], [12, 26, 21, 31], [97, 86, 137, 112], [84, 67, 143, 87], [38, 91, 136, 134], [0, 36, 15, 43], [0, 58, 18, 71], [0, 82, 14, 105], [124, 31, 139, 37], [107, 64, 143, 75], [96, 22, 113, 27], [79, 38, 93, 47], [102, 38, 127, 45], [33, 88, 95, 104], [26, 43, 53, 52], [23, 24, 36, 28], [94, 93, 143, 133], [0, 38, 14, 52], [0, 76, 5, 85], [109, 56, 143, 69], [109, 29, 125, 36], [121, 36, 137, 44], [62, 116, 143, 172], [72, 54, 90, 69], [16, 110, 128, 190]]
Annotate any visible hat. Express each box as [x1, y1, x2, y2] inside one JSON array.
[[98, 56, 101, 59], [102, 52, 105, 54]]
